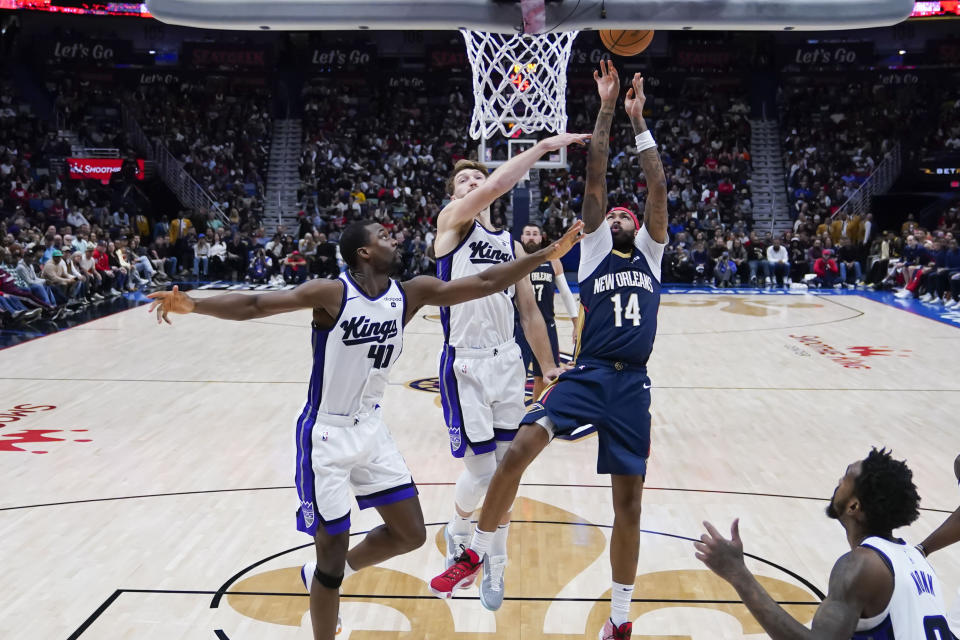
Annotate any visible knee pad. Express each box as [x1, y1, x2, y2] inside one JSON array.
[[455, 451, 497, 512], [313, 567, 344, 590]]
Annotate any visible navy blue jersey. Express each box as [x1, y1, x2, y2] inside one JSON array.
[[575, 224, 665, 366], [528, 262, 556, 322]]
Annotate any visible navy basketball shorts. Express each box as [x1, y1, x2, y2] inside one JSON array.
[[516, 320, 560, 378], [523, 358, 651, 477]]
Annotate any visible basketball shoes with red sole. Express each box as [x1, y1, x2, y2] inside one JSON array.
[[429, 547, 482, 598], [599, 618, 632, 640]]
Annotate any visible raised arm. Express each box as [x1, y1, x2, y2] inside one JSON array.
[[695, 520, 887, 640], [583, 60, 619, 234], [436, 133, 591, 247], [624, 73, 667, 243], [405, 221, 583, 316], [146, 279, 344, 325]]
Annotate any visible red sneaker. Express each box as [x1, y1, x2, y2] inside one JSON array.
[[598, 618, 632, 640], [429, 547, 482, 598]]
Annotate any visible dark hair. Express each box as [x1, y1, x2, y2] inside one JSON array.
[[522, 222, 543, 233], [854, 447, 920, 534], [446, 159, 489, 196], [339, 221, 376, 269]]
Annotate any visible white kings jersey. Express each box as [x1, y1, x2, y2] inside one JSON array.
[[303, 273, 405, 419], [436, 221, 516, 349], [852, 536, 951, 640]]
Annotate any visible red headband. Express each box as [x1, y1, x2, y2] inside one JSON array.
[[608, 207, 640, 231]]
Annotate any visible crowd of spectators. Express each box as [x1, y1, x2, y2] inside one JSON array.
[[779, 79, 931, 226], [11, 50, 960, 331], [129, 79, 272, 232]]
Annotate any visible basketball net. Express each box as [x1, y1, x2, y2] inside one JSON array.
[[459, 27, 579, 141]]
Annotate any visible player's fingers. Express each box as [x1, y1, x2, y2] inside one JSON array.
[[156, 305, 163, 324], [625, 87, 635, 100], [731, 518, 741, 542], [693, 541, 708, 552], [703, 520, 723, 541], [171, 285, 180, 294], [593, 70, 599, 82], [162, 310, 171, 325], [147, 300, 159, 313], [694, 552, 708, 563]]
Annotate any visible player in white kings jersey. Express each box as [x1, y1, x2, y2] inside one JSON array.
[[916, 453, 960, 638], [146, 218, 584, 640], [697, 448, 952, 640], [434, 132, 590, 609]]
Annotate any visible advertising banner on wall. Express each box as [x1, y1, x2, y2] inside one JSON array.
[[181, 42, 273, 69], [67, 158, 145, 184]]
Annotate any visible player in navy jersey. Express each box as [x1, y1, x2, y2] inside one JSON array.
[[697, 448, 952, 640], [145, 219, 584, 640], [431, 61, 668, 640], [515, 222, 581, 400]]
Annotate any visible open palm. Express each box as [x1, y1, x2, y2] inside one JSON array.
[[594, 59, 619, 105]]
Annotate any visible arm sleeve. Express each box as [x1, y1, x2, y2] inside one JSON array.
[[577, 222, 613, 282], [634, 224, 667, 282], [555, 273, 579, 319]]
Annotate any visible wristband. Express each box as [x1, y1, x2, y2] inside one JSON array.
[[635, 130, 656, 152], [915, 543, 927, 557]]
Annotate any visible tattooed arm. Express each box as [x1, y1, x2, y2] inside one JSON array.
[[624, 73, 668, 243], [583, 60, 619, 235]]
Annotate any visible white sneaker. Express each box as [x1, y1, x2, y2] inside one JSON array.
[[300, 562, 342, 634], [946, 300, 958, 310], [894, 289, 913, 299], [444, 523, 470, 570], [479, 554, 507, 611], [920, 293, 934, 302]]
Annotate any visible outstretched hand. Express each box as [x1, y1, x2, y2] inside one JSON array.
[[544, 220, 585, 261], [146, 285, 196, 325], [624, 72, 647, 121], [594, 59, 620, 106], [694, 519, 748, 583], [540, 133, 592, 152]]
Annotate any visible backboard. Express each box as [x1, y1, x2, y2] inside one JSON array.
[[146, 0, 916, 32]]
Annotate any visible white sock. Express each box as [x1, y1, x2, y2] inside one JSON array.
[[491, 523, 510, 557], [470, 527, 494, 558], [343, 558, 357, 581], [450, 512, 473, 536], [610, 580, 634, 626]]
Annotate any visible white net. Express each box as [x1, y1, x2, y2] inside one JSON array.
[[460, 28, 579, 141]]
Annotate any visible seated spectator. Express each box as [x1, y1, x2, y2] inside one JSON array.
[[813, 249, 841, 288], [282, 250, 308, 284], [247, 247, 272, 284], [13, 249, 57, 306], [193, 234, 211, 279], [41, 249, 79, 304], [208, 232, 228, 279], [765, 237, 790, 287], [92, 242, 124, 295], [836, 237, 864, 287], [713, 251, 737, 288]]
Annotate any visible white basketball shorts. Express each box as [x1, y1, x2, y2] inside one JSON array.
[[438, 339, 526, 458], [295, 408, 416, 536]]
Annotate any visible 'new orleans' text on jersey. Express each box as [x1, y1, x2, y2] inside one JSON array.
[[576, 224, 664, 366]]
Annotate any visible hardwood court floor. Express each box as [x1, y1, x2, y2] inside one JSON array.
[[0, 291, 957, 639]]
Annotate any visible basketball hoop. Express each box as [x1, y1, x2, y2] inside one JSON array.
[[460, 28, 579, 141]]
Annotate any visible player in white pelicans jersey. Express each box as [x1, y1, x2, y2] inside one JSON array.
[[146, 218, 584, 640], [917, 453, 960, 638], [434, 133, 590, 608], [697, 448, 953, 640]]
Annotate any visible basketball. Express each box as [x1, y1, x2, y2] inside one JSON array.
[[599, 29, 655, 57]]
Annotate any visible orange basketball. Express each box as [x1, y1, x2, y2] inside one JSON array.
[[599, 30, 655, 57]]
